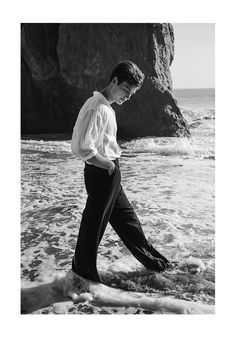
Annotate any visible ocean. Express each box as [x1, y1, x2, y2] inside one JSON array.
[[21, 88, 215, 314]]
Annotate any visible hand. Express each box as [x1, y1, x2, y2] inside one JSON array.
[[108, 162, 115, 176]]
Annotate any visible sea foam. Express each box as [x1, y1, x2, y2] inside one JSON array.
[[125, 138, 214, 158], [21, 264, 215, 314]]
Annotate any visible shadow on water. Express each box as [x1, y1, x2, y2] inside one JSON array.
[[21, 278, 69, 314], [20, 269, 150, 314]]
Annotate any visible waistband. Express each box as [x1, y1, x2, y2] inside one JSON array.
[[85, 158, 119, 168]]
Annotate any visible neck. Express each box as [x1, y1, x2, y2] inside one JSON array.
[[100, 85, 114, 104]]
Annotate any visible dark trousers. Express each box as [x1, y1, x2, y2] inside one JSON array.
[[72, 159, 169, 282]]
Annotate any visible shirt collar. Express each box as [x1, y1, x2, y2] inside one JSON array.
[[93, 91, 111, 107]]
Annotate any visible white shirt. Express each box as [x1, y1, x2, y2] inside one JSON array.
[[71, 91, 122, 161]]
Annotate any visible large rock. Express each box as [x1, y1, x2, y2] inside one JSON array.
[[21, 23, 190, 138]]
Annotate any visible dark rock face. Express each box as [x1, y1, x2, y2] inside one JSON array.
[[21, 23, 190, 138]]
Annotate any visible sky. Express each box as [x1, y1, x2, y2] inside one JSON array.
[[171, 23, 215, 89]]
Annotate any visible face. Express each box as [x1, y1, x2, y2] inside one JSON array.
[[110, 78, 139, 105]]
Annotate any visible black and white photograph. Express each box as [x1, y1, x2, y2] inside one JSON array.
[[2, 0, 236, 335], [20, 22, 215, 315]]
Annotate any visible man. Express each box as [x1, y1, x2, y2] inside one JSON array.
[[71, 60, 170, 283]]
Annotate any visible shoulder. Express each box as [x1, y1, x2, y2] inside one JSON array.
[[79, 96, 112, 123], [83, 96, 105, 111], [90, 100, 111, 120]]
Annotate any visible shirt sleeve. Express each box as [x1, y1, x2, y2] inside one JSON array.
[[71, 108, 103, 161]]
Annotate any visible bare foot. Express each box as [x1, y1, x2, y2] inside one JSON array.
[[64, 270, 88, 300]]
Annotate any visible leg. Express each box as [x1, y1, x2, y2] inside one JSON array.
[[109, 186, 170, 271], [72, 162, 121, 282]]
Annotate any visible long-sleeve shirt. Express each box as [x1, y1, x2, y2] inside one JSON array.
[[71, 91, 122, 161]]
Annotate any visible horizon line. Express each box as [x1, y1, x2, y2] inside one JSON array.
[[173, 87, 215, 90]]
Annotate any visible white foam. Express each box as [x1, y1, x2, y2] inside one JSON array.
[[21, 140, 72, 154], [178, 257, 206, 272], [21, 260, 215, 314], [21, 128, 215, 313], [64, 270, 214, 314], [123, 138, 214, 158]]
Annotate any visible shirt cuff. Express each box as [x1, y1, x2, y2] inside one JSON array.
[[80, 148, 98, 161]]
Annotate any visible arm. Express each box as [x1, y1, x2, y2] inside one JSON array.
[[86, 153, 115, 175], [71, 108, 115, 175]]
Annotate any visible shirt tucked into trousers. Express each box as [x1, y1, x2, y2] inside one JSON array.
[[71, 91, 169, 282]]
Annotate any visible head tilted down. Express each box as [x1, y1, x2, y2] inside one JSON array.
[[103, 60, 145, 105]]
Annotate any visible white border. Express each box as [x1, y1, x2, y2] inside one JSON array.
[[1, 0, 235, 336]]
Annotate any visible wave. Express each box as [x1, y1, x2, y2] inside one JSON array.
[[181, 107, 215, 126], [64, 270, 214, 314], [21, 258, 215, 314], [21, 140, 72, 154], [126, 138, 215, 158], [21, 136, 215, 160]]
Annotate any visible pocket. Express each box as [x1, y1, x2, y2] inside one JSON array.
[[110, 164, 117, 177], [107, 163, 117, 177]]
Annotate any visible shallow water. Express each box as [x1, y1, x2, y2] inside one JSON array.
[[21, 89, 215, 314]]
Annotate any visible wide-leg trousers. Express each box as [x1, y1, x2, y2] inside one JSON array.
[[72, 159, 170, 283]]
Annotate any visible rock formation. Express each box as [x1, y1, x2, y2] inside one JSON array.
[[21, 23, 190, 138]]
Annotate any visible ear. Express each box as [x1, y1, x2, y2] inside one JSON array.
[[111, 77, 118, 86]]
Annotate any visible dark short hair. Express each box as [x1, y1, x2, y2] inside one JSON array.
[[109, 60, 145, 87]]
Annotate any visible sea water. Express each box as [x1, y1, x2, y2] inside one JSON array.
[[21, 88, 215, 314]]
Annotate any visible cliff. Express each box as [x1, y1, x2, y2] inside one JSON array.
[[21, 23, 190, 138]]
